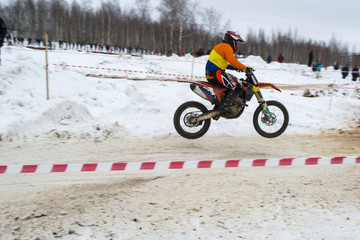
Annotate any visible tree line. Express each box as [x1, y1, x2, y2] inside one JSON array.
[[0, 0, 352, 66]]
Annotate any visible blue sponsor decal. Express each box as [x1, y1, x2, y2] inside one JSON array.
[[199, 85, 217, 101]]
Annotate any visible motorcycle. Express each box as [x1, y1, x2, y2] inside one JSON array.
[[173, 69, 289, 139]]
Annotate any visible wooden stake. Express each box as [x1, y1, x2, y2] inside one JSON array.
[[328, 78, 336, 110]]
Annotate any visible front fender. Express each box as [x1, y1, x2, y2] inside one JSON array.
[[258, 82, 282, 92]]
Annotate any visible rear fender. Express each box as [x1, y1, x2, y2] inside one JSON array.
[[190, 82, 227, 104]]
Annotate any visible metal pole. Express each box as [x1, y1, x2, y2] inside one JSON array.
[[328, 78, 336, 110], [191, 57, 195, 81], [45, 34, 49, 100]]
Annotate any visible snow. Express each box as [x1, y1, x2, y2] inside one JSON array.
[[1, 46, 359, 142], [0, 46, 360, 239]]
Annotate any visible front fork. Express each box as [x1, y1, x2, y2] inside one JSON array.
[[253, 86, 272, 117]]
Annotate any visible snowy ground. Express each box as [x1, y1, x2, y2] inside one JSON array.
[[0, 45, 359, 142], [0, 45, 360, 240]]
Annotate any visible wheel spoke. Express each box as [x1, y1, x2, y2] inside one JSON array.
[[258, 106, 285, 133], [253, 101, 289, 138], [174, 101, 211, 139]]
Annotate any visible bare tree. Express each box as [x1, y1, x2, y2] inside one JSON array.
[[202, 7, 221, 50], [176, 0, 194, 53], [158, 0, 178, 52], [158, 0, 197, 54], [0, 0, 352, 65], [36, 0, 49, 38], [135, 0, 150, 49]]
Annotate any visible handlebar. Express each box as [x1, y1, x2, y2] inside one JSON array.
[[236, 68, 255, 74], [235, 68, 258, 86], [245, 69, 255, 77]]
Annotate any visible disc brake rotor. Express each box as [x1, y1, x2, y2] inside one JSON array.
[[261, 112, 277, 126], [184, 112, 202, 127]]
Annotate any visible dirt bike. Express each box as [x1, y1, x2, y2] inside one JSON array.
[[173, 69, 289, 139]]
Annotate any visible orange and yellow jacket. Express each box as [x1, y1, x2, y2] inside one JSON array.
[[205, 42, 247, 72]]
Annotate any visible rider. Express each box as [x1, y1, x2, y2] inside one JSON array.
[[205, 31, 252, 114]]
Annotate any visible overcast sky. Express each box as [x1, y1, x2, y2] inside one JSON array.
[[114, 0, 360, 52]]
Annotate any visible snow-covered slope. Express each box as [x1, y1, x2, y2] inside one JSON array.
[[0, 46, 359, 142]]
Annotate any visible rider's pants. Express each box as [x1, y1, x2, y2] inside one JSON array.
[[206, 70, 238, 90]]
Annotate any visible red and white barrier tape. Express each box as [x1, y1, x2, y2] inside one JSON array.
[[272, 83, 360, 90], [7, 47, 359, 88], [52, 63, 204, 79], [52, 63, 360, 89], [1, 156, 359, 174], [4, 46, 360, 73]]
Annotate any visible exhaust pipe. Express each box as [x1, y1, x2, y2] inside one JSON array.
[[197, 110, 222, 121], [190, 83, 222, 121], [190, 83, 209, 101]]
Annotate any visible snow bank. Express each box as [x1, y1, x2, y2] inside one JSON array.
[[0, 100, 127, 142], [0, 46, 359, 142]]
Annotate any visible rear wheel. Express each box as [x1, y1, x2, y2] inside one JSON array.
[[173, 101, 211, 139], [253, 101, 289, 138]]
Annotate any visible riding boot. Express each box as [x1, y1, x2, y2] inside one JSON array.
[[218, 85, 243, 114]]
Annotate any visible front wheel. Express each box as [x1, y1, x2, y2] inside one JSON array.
[[253, 100, 289, 138], [173, 101, 211, 139]]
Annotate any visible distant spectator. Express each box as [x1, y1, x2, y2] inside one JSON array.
[[0, 17, 7, 66], [267, 53, 272, 64], [334, 61, 340, 70], [196, 48, 205, 57], [277, 53, 284, 63], [341, 64, 349, 79], [352, 65, 359, 81], [308, 50, 314, 67], [312, 59, 318, 72]]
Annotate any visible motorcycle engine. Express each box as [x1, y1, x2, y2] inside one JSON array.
[[223, 98, 244, 119]]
